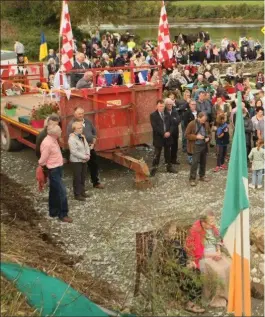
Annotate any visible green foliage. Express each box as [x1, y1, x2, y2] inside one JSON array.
[[167, 3, 264, 19], [31, 102, 59, 120], [1, 1, 61, 27], [1, 1, 263, 61], [128, 1, 161, 19], [69, 0, 128, 27]]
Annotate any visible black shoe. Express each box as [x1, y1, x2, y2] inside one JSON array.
[[150, 168, 157, 177], [167, 166, 178, 173], [75, 195, 86, 201], [81, 193, 90, 198]]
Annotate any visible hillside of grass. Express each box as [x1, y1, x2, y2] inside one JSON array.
[[167, 1, 264, 19], [172, 1, 263, 7]]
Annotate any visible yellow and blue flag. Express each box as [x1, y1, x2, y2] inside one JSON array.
[[39, 32, 48, 61]]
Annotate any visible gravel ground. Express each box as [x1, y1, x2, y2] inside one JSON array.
[[1, 146, 264, 316]]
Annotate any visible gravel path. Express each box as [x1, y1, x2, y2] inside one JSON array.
[[1, 147, 264, 315]]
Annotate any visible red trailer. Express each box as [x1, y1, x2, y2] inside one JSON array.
[[0, 63, 162, 185]]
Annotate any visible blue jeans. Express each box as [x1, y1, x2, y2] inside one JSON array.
[[252, 169, 263, 186], [48, 166, 68, 219], [187, 154, 193, 165]]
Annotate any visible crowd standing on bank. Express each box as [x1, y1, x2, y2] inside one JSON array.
[[10, 30, 265, 313], [12, 28, 264, 90], [29, 27, 264, 218]]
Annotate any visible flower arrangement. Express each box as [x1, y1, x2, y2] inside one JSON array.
[[4, 102, 17, 117], [4, 102, 17, 110], [30, 102, 59, 120]]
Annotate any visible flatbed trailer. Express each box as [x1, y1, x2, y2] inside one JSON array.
[[0, 64, 162, 186]]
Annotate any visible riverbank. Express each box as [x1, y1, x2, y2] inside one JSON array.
[[1, 143, 264, 315], [126, 17, 264, 23], [1, 173, 122, 316]]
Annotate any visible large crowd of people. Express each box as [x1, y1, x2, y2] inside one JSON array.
[[8, 31, 265, 313], [150, 86, 264, 184], [12, 28, 264, 91], [16, 28, 264, 219]]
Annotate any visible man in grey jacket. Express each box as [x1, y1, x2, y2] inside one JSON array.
[[67, 106, 104, 189], [76, 71, 93, 89], [196, 91, 212, 122]]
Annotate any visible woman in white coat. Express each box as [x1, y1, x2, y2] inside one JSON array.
[[68, 121, 90, 201]]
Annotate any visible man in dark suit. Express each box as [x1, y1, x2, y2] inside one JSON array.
[[150, 100, 177, 177], [71, 53, 91, 87], [164, 98, 181, 165]]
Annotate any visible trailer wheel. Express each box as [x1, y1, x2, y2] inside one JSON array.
[[1, 121, 23, 151]]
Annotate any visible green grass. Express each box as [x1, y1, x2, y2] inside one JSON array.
[[172, 1, 264, 7]]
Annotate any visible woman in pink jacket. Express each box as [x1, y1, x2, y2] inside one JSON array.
[[97, 71, 107, 87], [38, 124, 72, 223], [186, 211, 231, 308]]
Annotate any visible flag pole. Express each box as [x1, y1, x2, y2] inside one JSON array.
[[59, 0, 64, 87], [239, 91, 246, 317], [240, 211, 246, 317]]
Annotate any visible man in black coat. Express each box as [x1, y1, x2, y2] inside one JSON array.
[[150, 100, 177, 176], [71, 53, 90, 87], [183, 100, 198, 129], [164, 98, 181, 165]]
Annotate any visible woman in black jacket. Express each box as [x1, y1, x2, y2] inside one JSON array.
[[189, 46, 197, 64], [47, 58, 59, 76], [233, 107, 253, 159], [198, 47, 206, 64], [183, 69, 194, 84]]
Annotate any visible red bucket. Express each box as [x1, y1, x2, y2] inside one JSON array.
[[31, 119, 45, 129]]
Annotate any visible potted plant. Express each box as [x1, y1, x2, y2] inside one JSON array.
[[4, 102, 17, 117], [30, 102, 59, 129]]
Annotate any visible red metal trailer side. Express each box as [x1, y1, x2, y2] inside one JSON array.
[[1, 64, 162, 185]]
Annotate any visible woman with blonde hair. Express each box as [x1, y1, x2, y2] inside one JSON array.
[[47, 58, 59, 76], [68, 121, 90, 201], [97, 71, 107, 87], [38, 125, 72, 223]]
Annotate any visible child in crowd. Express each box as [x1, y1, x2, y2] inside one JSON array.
[[214, 113, 229, 172], [248, 139, 264, 189]]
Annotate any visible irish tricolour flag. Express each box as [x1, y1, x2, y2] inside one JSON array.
[[220, 92, 251, 316]]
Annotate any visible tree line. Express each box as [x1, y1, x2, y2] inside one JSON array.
[[1, 1, 263, 60]]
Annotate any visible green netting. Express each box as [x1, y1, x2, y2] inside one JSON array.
[[1, 262, 116, 317]]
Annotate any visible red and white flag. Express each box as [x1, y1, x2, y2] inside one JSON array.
[[157, 1, 173, 64], [60, 0, 74, 72]]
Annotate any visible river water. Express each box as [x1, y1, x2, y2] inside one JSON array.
[[99, 21, 264, 44]]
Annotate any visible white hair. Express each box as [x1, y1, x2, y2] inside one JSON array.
[[47, 58, 56, 65], [47, 124, 61, 137], [164, 98, 174, 105]]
